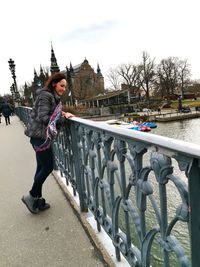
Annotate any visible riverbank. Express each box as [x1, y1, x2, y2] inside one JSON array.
[[154, 110, 200, 122], [120, 108, 200, 123], [86, 110, 200, 123]]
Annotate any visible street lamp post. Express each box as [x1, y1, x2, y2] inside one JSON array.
[[8, 58, 21, 106], [10, 83, 15, 103]]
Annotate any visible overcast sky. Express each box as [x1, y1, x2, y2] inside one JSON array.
[[1, 0, 200, 95]]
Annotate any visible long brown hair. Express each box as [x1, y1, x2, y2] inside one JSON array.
[[44, 72, 67, 92]]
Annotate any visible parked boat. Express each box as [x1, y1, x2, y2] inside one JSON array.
[[129, 125, 151, 132], [138, 122, 157, 128], [105, 120, 151, 132], [139, 125, 151, 132]]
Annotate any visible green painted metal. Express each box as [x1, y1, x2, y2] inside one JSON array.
[[16, 106, 200, 267], [188, 159, 200, 267]]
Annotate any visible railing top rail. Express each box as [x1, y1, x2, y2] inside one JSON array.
[[71, 117, 200, 159]]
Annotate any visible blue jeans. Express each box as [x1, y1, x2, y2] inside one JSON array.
[[30, 137, 54, 198]]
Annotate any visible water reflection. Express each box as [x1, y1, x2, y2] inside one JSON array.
[[90, 118, 198, 266], [146, 118, 199, 265], [118, 118, 196, 266], [151, 118, 200, 145]]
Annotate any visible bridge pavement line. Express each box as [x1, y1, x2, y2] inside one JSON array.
[[52, 171, 130, 267]]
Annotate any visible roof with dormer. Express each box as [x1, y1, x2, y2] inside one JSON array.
[[72, 63, 82, 73]]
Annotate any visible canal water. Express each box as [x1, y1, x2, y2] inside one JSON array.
[[115, 118, 200, 266], [142, 118, 200, 266], [96, 118, 200, 266], [151, 117, 200, 145]]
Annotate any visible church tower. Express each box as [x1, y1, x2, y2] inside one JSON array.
[[50, 43, 60, 74], [96, 63, 104, 94]]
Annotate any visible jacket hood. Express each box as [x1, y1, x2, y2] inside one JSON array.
[[36, 88, 47, 95], [36, 88, 61, 102]]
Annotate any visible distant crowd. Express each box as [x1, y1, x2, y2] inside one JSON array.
[[0, 100, 14, 125]]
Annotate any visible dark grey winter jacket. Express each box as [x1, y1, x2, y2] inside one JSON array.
[[25, 89, 61, 139]]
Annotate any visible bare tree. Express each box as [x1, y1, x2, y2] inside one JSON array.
[[117, 63, 139, 88], [138, 51, 156, 101], [178, 59, 191, 99], [187, 80, 200, 95], [156, 57, 179, 102], [106, 67, 122, 90], [116, 63, 141, 99]]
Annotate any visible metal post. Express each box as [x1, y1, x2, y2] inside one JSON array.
[[188, 158, 200, 267], [70, 122, 88, 212]]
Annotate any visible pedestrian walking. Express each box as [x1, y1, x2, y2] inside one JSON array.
[[0, 104, 2, 123], [22, 72, 74, 214], [1, 100, 13, 125]]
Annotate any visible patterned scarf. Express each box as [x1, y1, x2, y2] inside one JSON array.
[[34, 102, 62, 152], [46, 102, 62, 140]]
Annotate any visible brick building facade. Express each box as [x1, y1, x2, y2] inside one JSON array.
[[64, 59, 105, 102], [23, 45, 105, 106]]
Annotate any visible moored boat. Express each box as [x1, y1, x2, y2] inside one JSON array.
[[104, 120, 152, 132], [129, 125, 151, 132], [138, 122, 157, 128]]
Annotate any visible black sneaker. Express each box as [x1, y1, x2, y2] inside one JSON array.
[[21, 194, 39, 214], [38, 198, 50, 211]]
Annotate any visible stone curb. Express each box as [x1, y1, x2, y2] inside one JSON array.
[[52, 171, 116, 267]]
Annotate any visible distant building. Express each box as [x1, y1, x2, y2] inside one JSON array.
[[81, 83, 145, 108], [24, 66, 49, 106], [64, 59, 105, 102], [24, 45, 105, 105]]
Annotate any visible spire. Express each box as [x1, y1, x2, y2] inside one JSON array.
[[50, 42, 60, 74], [34, 68, 37, 78], [40, 65, 44, 75], [70, 62, 73, 71], [83, 57, 88, 64], [33, 68, 38, 83], [69, 62, 74, 76], [39, 64, 45, 78], [97, 63, 102, 75], [24, 82, 28, 91]]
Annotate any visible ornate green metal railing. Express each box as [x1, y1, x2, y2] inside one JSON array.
[[16, 106, 200, 267]]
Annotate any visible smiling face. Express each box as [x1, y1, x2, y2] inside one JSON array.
[[54, 79, 67, 96]]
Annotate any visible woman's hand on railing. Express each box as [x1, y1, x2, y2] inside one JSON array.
[[62, 111, 75, 119]]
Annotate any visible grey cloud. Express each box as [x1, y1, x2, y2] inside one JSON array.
[[59, 20, 118, 43]]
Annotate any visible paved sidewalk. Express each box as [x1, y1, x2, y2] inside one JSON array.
[[0, 116, 105, 267]]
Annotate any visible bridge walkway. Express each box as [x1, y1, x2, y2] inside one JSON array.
[[0, 116, 107, 267]]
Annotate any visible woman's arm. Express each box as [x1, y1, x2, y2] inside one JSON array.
[[62, 111, 75, 119]]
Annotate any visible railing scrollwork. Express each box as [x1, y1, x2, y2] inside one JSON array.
[[16, 107, 200, 267]]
